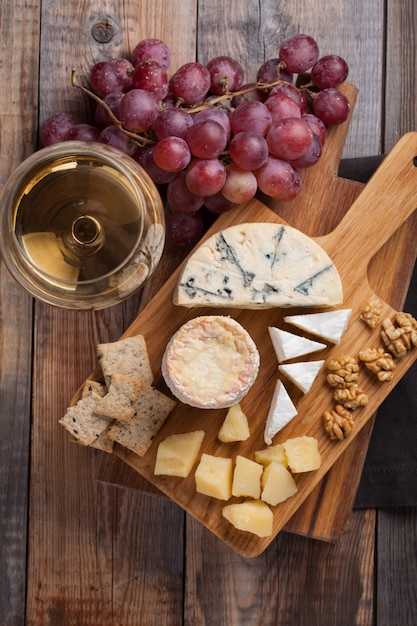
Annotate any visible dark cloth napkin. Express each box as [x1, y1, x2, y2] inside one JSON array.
[[338, 156, 417, 508]]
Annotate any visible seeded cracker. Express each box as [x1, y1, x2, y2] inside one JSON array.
[[94, 372, 145, 423], [59, 392, 112, 446], [81, 379, 107, 399], [97, 335, 153, 387], [107, 381, 177, 457], [90, 424, 115, 453]]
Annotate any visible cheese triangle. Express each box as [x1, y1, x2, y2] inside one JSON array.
[[174, 222, 343, 309], [269, 327, 326, 362], [284, 309, 352, 344], [264, 380, 298, 445], [278, 360, 325, 394]]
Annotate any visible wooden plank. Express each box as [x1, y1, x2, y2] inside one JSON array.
[[184, 508, 375, 625], [0, 1, 39, 625], [376, 508, 417, 626], [25, 1, 197, 623]]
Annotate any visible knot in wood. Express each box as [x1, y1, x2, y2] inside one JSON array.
[[91, 19, 114, 43]]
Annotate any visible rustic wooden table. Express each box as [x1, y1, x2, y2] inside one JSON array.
[[1, 1, 417, 624]]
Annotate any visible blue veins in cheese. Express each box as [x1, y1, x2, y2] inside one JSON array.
[[284, 309, 352, 344], [269, 327, 326, 362], [278, 360, 325, 394], [264, 380, 298, 445], [173, 222, 343, 309]]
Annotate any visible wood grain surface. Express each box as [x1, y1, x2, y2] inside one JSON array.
[[1, 0, 417, 623]]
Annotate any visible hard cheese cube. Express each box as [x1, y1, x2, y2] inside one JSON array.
[[231, 455, 263, 498], [217, 403, 250, 442], [282, 436, 321, 473], [195, 453, 233, 500], [255, 443, 288, 467], [222, 500, 273, 537], [261, 461, 298, 506], [154, 430, 205, 477]]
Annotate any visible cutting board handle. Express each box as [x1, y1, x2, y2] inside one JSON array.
[[319, 132, 417, 273]]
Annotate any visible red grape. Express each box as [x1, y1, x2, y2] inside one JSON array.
[[131, 38, 171, 69], [230, 101, 272, 136], [66, 123, 100, 142], [108, 58, 134, 91], [290, 133, 322, 168], [269, 82, 307, 113], [266, 117, 313, 160], [169, 62, 211, 105], [167, 172, 205, 212], [153, 136, 191, 172], [206, 55, 244, 95], [312, 88, 350, 125], [98, 125, 138, 156], [255, 156, 301, 199], [302, 113, 327, 145], [135, 145, 177, 184], [192, 107, 231, 139], [231, 83, 267, 106], [221, 164, 258, 203], [264, 93, 302, 123], [204, 192, 234, 214], [131, 59, 169, 100], [94, 92, 124, 129], [89, 61, 126, 97], [185, 158, 226, 196], [256, 58, 293, 86], [165, 209, 204, 246], [229, 131, 268, 170], [311, 55, 349, 89], [154, 108, 194, 140], [118, 89, 159, 132], [279, 34, 320, 73], [40, 113, 78, 146], [185, 120, 228, 158]]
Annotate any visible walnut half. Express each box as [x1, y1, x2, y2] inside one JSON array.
[[322, 404, 355, 440], [381, 312, 417, 357], [326, 355, 359, 388], [333, 385, 369, 410], [359, 347, 396, 381], [360, 298, 382, 329]]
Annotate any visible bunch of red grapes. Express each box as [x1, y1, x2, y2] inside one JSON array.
[[41, 34, 350, 246]]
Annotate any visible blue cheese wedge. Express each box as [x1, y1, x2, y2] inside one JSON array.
[[161, 315, 260, 409], [284, 309, 352, 344], [269, 327, 326, 362], [278, 360, 325, 394], [264, 380, 298, 445], [174, 222, 343, 309]]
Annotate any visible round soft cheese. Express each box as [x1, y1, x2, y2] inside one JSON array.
[[161, 315, 260, 409]]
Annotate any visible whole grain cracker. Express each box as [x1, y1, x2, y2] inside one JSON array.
[[97, 335, 153, 386], [107, 381, 176, 457], [59, 392, 112, 446], [94, 372, 144, 423]]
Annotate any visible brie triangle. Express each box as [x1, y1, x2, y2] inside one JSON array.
[[264, 380, 298, 445], [174, 222, 343, 309], [284, 309, 352, 344], [269, 327, 326, 362], [278, 360, 325, 394]]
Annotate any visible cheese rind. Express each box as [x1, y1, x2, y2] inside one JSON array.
[[174, 222, 343, 309], [284, 309, 352, 344], [161, 315, 260, 409], [269, 327, 326, 362], [264, 380, 298, 445], [278, 360, 325, 394]]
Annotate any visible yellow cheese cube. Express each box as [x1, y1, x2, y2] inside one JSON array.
[[282, 436, 321, 473], [231, 455, 263, 498], [261, 461, 298, 506], [222, 500, 273, 537], [255, 443, 288, 467], [154, 430, 205, 477], [217, 403, 250, 442], [195, 453, 233, 500]]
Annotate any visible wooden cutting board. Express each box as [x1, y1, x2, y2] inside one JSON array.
[[75, 128, 417, 557]]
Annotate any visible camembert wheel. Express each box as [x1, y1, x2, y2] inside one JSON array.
[[161, 315, 260, 409]]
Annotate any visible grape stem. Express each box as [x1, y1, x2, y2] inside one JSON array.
[[71, 69, 155, 146], [71, 68, 309, 146]]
